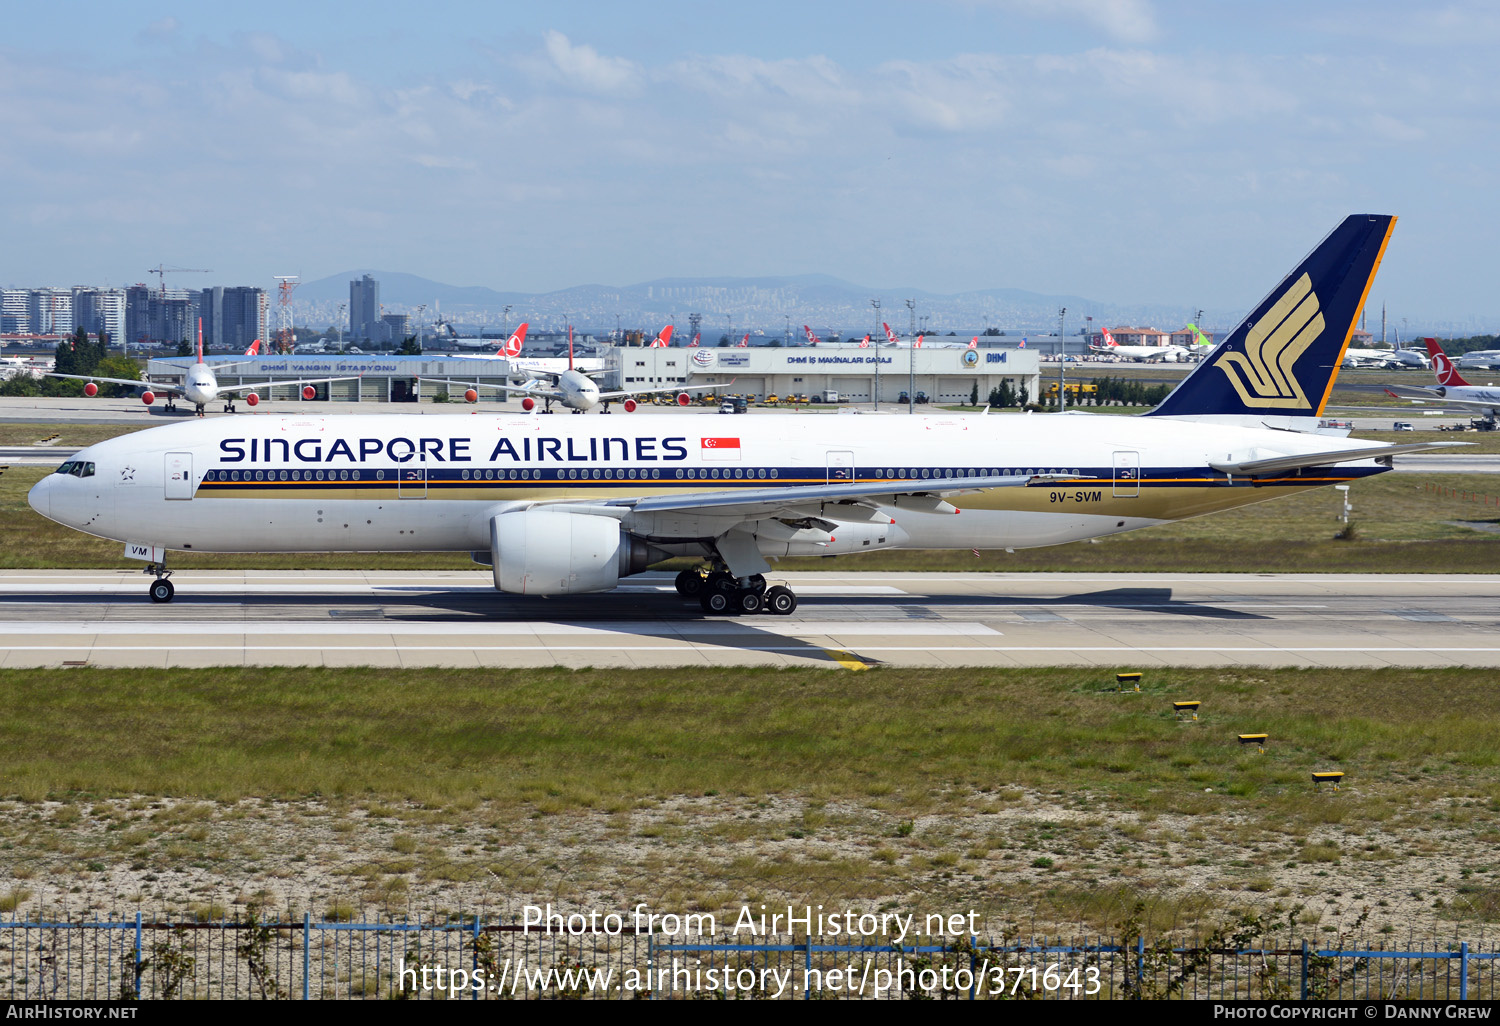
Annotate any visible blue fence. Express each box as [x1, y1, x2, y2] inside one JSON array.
[[1, 914, 1497, 999]]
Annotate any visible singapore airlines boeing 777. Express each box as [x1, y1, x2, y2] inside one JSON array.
[[31, 215, 1442, 613]]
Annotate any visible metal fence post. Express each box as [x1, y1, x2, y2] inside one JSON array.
[[133, 912, 142, 1000], [1300, 940, 1309, 1001], [804, 935, 812, 1000], [1461, 941, 1469, 1001], [303, 913, 311, 1000], [472, 916, 481, 1000], [1136, 935, 1145, 998]]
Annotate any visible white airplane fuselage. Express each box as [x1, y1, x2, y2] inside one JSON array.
[[31, 412, 1389, 563]]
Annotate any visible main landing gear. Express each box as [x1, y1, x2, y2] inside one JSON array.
[[675, 569, 797, 616], [223, 400, 236, 413], [145, 562, 174, 603]]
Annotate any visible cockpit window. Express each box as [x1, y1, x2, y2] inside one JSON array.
[[54, 462, 75, 475], [53, 461, 94, 478]]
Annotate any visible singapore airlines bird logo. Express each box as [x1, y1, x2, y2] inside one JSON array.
[[1213, 273, 1323, 409]]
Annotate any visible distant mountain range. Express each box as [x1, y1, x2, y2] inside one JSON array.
[[293, 269, 1227, 335]]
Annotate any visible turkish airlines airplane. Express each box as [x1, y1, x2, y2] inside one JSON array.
[[49, 322, 358, 415], [1089, 328, 1192, 363], [434, 324, 720, 413], [33, 215, 1444, 614], [1382, 338, 1500, 424]]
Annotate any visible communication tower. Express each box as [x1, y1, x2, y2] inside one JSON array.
[[274, 276, 299, 354]]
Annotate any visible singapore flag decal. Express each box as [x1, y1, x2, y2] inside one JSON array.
[[700, 436, 741, 462]]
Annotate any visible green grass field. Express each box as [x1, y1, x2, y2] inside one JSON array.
[[3, 665, 1499, 934]]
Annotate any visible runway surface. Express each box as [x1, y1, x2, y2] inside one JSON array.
[[4, 570, 1499, 670]]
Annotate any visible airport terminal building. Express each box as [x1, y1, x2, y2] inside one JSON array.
[[149, 345, 1041, 405]]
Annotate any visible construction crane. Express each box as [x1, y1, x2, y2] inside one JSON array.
[[147, 264, 212, 298]]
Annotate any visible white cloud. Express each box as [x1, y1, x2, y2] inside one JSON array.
[[542, 31, 639, 94], [970, 0, 1159, 43]]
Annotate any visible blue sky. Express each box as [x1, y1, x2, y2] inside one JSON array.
[[4, 1, 1499, 324]]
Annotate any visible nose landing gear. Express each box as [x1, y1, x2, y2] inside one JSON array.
[[144, 562, 175, 603]]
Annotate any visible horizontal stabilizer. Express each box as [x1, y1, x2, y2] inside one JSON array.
[[1209, 441, 1462, 476]]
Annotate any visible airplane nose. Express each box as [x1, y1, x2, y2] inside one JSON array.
[[27, 475, 51, 519]]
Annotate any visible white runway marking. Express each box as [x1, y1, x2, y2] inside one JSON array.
[[0, 620, 1001, 637]]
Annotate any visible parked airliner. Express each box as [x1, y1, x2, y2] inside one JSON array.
[[32, 215, 1446, 613], [50, 323, 357, 415]]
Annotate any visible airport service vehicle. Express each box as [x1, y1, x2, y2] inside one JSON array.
[[1382, 338, 1500, 428], [49, 323, 355, 415], [31, 215, 1446, 614]]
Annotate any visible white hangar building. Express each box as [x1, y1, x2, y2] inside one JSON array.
[[604, 344, 1042, 405]]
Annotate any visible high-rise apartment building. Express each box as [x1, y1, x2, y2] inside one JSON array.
[[71, 288, 126, 345], [220, 287, 266, 351], [380, 313, 409, 343], [27, 288, 73, 336], [350, 274, 379, 340], [1, 290, 29, 334]]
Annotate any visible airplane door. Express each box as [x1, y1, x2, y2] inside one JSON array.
[[1112, 451, 1140, 498], [398, 466, 427, 498], [826, 450, 855, 484], [164, 452, 194, 500]]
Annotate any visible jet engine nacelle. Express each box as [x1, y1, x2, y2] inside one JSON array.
[[521, 397, 536, 412], [83, 382, 98, 397], [141, 391, 155, 406], [676, 392, 691, 406], [489, 510, 662, 595], [302, 385, 316, 400], [245, 392, 259, 407], [622, 398, 637, 413], [464, 389, 478, 403]]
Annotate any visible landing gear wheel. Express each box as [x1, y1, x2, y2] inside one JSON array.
[[674, 570, 706, 597], [149, 579, 175, 603], [701, 589, 739, 615], [765, 586, 797, 615], [738, 589, 765, 615]]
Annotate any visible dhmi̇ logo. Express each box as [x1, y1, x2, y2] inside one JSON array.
[[1213, 272, 1324, 409]]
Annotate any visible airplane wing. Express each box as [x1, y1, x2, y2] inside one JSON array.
[[582, 472, 1082, 520], [46, 373, 183, 396], [1209, 441, 1464, 476], [597, 381, 731, 401], [420, 378, 562, 400], [216, 374, 363, 395]]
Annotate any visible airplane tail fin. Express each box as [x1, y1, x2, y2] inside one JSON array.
[[1427, 337, 1470, 387], [883, 322, 899, 345], [245, 339, 261, 356], [738, 333, 748, 347], [804, 325, 818, 346], [503, 323, 528, 359], [196, 318, 204, 364], [654, 325, 673, 347], [1146, 214, 1396, 419]]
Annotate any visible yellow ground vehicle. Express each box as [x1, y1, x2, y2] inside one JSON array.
[[764, 394, 780, 406]]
